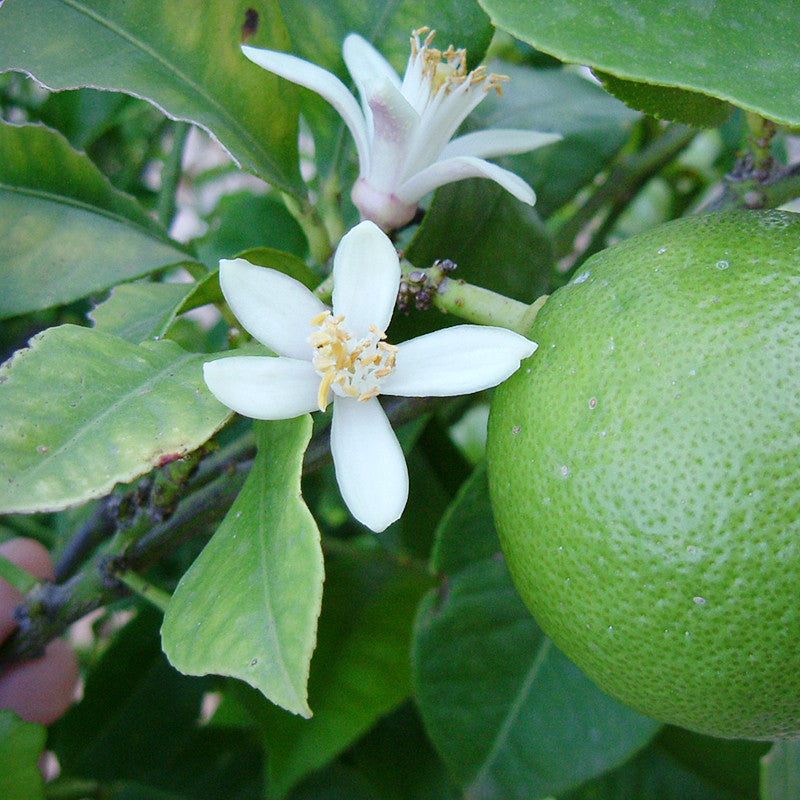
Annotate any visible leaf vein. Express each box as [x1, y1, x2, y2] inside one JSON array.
[[468, 636, 553, 793], [54, 0, 284, 178], [0, 182, 181, 248]]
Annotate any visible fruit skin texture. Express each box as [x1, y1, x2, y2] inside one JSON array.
[[487, 210, 800, 740]]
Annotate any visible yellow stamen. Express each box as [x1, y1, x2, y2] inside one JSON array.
[[310, 312, 398, 409], [408, 26, 510, 99], [317, 370, 335, 412]]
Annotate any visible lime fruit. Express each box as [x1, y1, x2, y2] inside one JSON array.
[[487, 210, 800, 740]]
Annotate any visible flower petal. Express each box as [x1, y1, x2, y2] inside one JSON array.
[[219, 258, 325, 360], [331, 220, 400, 336], [343, 33, 402, 130], [203, 356, 320, 419], [401, 79, 487, 176], [363, 77, 420, 194], [241, 44, 370, 172], [381, 325, 537, 397], [441, 129, 561, 160], [396, 155, 537, 206], [330, 397, 408, 532]]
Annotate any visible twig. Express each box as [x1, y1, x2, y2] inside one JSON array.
[[0, 395, 442, 666], [552, 123, 697, 264]]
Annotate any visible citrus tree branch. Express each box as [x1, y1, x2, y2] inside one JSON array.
[[0, 395, 441, 667]]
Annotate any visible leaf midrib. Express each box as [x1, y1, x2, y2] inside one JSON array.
[[254, 422, 316, 714], [0, 182, 185, 250], [467, 636, 553, 794], [256, 463, 305, 710], [55, 0, 289, 181]]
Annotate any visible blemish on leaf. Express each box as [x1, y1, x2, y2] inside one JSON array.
[[242, 8, 259, 41]]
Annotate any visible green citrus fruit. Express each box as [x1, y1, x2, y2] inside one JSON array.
[[487, 210, 800, 740]]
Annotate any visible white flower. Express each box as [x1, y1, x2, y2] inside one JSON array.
[[242, 27, 560, 231], [204, 221, 536, 532]]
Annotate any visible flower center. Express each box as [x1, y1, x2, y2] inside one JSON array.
[[309, 311, 398, 412]]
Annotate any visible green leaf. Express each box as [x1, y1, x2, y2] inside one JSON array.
[[38, 87, 134, 150], [0, 325, 232, 513], [0, 0, 302, 191], [51, 607, 265, 799], [413, 469, 659, 799], [429, 463, 500, 575], [0, 121, 192, 318], [240, 537, 434, 799], [51, 607, 208, 779], [479, 0, 800, 127], [193, 192, 308, 269], [565, 742, 743, 800], [89, 270, 224, 346], [89, 283, 195, 344], [406, 178, 554, 303], [348, 704, 457, 800], [596, 72, 733, 128], [415, 559, 659, 799], [0, 711, 45, 800], [658, 725, 768, 799], [466, 62, 641, 219], [287, 763, 382, 800], [0, 555, 38, 593], [760, 741, 800, 800], [162, 417, 323, 718]]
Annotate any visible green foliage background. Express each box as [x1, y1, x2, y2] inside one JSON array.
[[0, 0, 798, 798]]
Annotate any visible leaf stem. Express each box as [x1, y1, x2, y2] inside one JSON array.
[[552, 123, 697, 264], [115, 570, 171, 613], [705, 155, 800, 212], [282, 193, 336, 265], [0, 461, 250, 666], [746, 112, 778, 175]]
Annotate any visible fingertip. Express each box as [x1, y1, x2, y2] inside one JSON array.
[[0, 538, 55, 583], [0, 538, 55, 641], [0, 538, 80, 725], [0, 638, 80, 726]]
